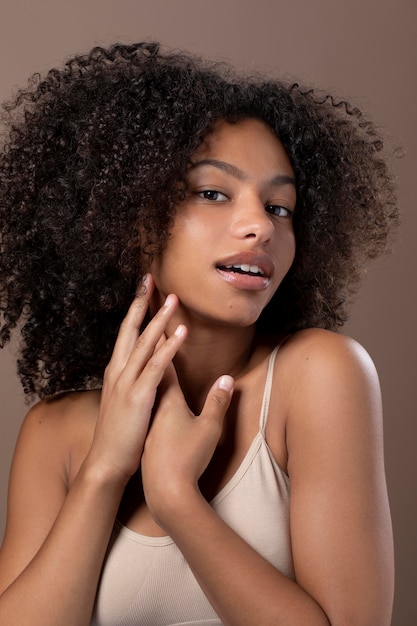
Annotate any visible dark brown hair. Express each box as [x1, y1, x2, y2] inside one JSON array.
[[0, 42, 398, 398]]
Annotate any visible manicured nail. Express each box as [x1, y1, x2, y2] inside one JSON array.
[[165, 294, 176, 308], [174, 324, 186, 337], [218, 375, 234, 392]]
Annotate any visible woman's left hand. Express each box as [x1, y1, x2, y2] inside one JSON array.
[[141, 363, 234, 528]]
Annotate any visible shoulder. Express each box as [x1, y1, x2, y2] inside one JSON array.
[[279, 327, 377, 371], [16, 389, 101, 487], [0, 390, 101, 593], [276, 327, 380, 406], [271, 330, 393, 623], [280, 327, 382, 425], [274, 328, 384, 478], [21, 389, 100, 438], [266, 328, 382, 470]]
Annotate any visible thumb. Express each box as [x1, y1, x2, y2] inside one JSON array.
[[200, 375, 234, 433]]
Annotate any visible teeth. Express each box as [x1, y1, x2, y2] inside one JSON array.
[[224, 264, 264, 276]]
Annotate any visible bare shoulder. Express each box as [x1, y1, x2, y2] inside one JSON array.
[[276, 327, 381, 411], [273, 330, 393, 624], [0, 390, 101, 593], [18, 389, 101, 484], [7, 389, 101, 504], [280, 327, 377, 374], [277, 328, 383, 450], [29, 387, 101, 424], [19, 390, 100, 456], [267, 328, 381, 471]]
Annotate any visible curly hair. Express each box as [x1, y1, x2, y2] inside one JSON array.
[[0, 42, 398, 399]]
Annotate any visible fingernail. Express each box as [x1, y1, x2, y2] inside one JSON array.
[[165, 294, 176, 307], [218, 375, 234, 392], [174, 324, 186, 337]]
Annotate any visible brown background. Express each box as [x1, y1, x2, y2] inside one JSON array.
[[0, 1, 415, 623]]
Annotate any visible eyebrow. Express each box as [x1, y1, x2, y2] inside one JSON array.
[[190, 158, 296, 187]]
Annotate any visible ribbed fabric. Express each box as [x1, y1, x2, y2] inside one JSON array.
[[91, 346, 293, 626]]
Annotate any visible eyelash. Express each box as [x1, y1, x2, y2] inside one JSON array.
[[265, 205, 293, 218], [196, 190, 293, 218], [197, 190, 228, 202]]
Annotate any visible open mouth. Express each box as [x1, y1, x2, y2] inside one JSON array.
[[217, 264, 265, 277]]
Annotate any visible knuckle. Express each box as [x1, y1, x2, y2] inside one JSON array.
[[122, 384, 143, 408], [119, 318, 130, 332], [103, 363, 116, 385], [123, 297, 147, 326], [133, 334, 147, 352], [147, 353, 163, 373], [132, 296, 148, 316], [131, 294, 148, 313], [211, 392, 229, 410], [201, 414, 223, 441], [112, 376, 126, 397]]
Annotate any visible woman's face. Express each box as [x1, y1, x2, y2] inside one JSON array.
[[151, 118, 296, 328]]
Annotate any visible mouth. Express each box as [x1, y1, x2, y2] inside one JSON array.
[[215, 253, 273, 290], [218, 263, 265, 277]]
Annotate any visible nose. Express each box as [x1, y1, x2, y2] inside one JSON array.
[[230, 198, 274, 243]]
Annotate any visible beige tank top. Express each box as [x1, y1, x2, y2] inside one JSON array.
[[91, 346, 294, 626]]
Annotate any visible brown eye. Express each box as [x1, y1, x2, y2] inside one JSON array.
[[266, 205, 293, 218], [198, 190, 228, 201]]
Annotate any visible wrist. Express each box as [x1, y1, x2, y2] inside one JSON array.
[[147, 480, 205, 531], [80, 452, 131, 494]]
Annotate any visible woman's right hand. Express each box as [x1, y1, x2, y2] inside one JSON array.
[[85, 274, 187, 486], [0, 275, 187, 625]]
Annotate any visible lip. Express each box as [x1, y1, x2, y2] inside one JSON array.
[[216, 252, 274, 277], [215, 252, 274, 291]]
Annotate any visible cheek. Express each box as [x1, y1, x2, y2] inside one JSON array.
[[182, 217, 217, 245], [148, 226, 203, 293], [276, 231, 296, 275]]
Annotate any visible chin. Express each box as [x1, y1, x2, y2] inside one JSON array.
[[176, 291, 270, 329], [214, 307, 265, 329]]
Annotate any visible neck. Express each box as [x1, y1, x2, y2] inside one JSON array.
[[174, 321, 257, 414], [148, 288, 262, 412]]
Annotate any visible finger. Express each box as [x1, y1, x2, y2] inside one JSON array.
[[156, 357, 183, 404], [107, 274, 154, 370], [129, 324, 188, 397], [199, 375, 234, 436], [121, 295, 181, 383]]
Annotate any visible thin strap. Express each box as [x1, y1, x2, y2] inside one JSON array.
[[259, 345, 280, 435]]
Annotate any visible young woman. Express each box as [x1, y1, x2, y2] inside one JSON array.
[[0, 42, 398, 625]]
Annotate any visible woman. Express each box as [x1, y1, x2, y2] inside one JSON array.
[[0, 42, 397, 625]]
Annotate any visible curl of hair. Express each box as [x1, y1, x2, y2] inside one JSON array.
[[0, 42, 399, 399]]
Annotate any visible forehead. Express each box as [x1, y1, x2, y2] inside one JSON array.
[[191, 118, 295, 182]]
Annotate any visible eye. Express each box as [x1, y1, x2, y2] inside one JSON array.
[[265, 204, 293, 218], [197, 190, 228, 202]]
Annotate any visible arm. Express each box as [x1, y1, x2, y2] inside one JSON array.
[[142, 330, 393, 625], [0, 406, 126, 626], [286, 331, 394, 625], [0, 280, 191, 625]]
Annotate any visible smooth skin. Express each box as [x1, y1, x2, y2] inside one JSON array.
[[0, 119, 394, 625]]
